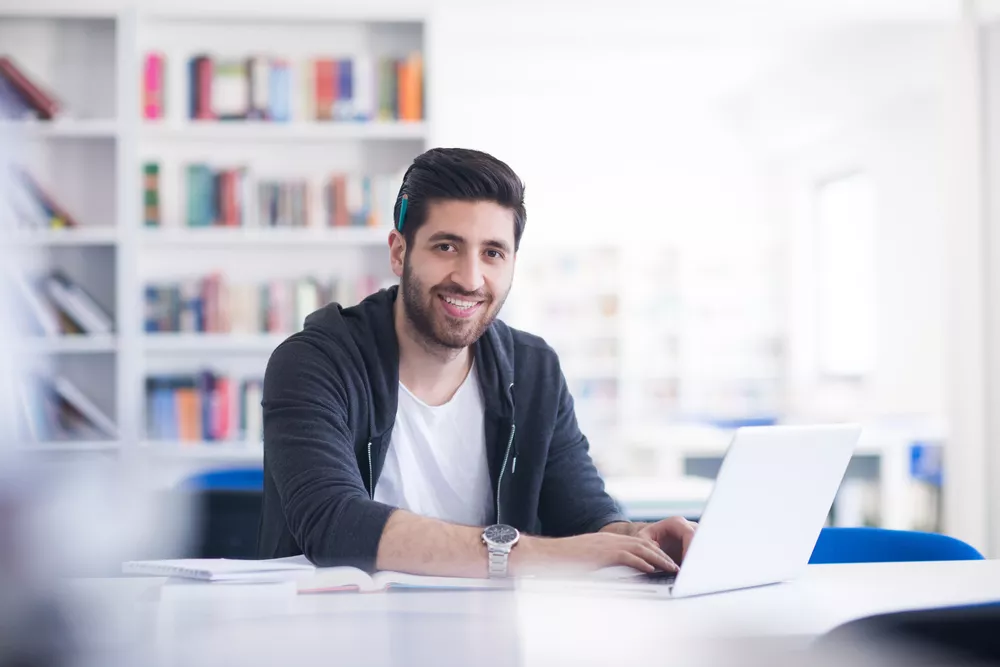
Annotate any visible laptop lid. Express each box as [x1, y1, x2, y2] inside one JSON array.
[[670, 424, 861, 598]]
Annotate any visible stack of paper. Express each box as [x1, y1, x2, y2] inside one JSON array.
[[122, 556, 314, 583]]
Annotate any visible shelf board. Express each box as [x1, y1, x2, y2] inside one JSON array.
[[144, 333, 288, 353], [8, 227, 119, 246], [141, 121, 426, 142], [21, 441, 121, 453], [142, 441, 263, 461], [16, 335, 118, 354], [0, 119, 118, 139], [142, 226, 391, 246]]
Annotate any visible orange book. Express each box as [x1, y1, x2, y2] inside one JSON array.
[[334, 175, 348, 226], [399, 53, 423, 121], [176, 387, 202, 442]]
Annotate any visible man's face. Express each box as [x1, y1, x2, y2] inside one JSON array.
[[398, 200, 516, 350]]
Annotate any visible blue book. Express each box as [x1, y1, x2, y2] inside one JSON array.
[[336, 59, 353, 120], [268, 61, 290, 122]]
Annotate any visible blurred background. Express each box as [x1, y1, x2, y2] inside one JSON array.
[[1, 0, 999, 579]]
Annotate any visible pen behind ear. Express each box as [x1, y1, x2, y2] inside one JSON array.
[[397, 194, 409, 232]]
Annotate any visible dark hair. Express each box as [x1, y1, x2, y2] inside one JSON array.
[[393, 147, 527, 251]]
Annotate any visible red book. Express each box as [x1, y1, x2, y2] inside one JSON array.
[[196, 58, 214, 120], [213, 377, 231, 441], [314, 59, 335, 121], [222, 171, 235, 226], [0, 56, 60, 119]]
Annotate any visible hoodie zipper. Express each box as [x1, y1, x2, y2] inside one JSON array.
[[367, 440, 374, 500], [495, 382, 516, 524]]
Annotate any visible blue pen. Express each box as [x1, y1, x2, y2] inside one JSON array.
[[397, 194, 409, 231]]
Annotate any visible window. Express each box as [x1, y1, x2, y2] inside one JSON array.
[[815, 171, 877, 378]]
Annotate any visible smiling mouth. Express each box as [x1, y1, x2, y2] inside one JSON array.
[[438, 293, 485, 319]]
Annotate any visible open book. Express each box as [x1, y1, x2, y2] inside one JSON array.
[[122, 555, 509, 593], [296, 566, 511, 594]]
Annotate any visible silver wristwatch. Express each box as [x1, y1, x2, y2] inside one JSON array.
[[482, 524, 520, 578]]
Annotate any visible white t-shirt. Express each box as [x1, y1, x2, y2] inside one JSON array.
[[373, 362, 494, 527]]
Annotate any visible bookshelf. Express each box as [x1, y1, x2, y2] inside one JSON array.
[[134, 8, 424, 484], [0, 119, 120, 138], [1, 6, 427, 483], [0, 9, 126, 455]]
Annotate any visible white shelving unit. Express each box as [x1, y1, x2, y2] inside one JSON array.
[[0, 9, 127, 458], [3, 7, 427, 486]]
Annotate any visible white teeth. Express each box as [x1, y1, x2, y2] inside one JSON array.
[[443, 296, 478, 309]]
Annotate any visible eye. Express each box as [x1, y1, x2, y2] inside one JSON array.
[[435, 243, 456, 253], [485, 249, 505, 260]]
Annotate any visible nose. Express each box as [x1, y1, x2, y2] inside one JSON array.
[[452, 252, 485, 294]]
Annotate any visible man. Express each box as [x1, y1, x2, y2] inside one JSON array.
[[257, 147, 695, 578]]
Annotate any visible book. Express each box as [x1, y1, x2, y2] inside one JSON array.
[[122, 557, 315, 582], [52, 376, 117, 439], [122, 556, 509, 592], [142, 274, 390, 335], [143, 52, 165, 119], [0, 56, 61, 120], [182, 53, 422, 123], [42, 271, 113, 334], [146, 371, 262, 443], [16, 373, 117, 442], [143, 162, 160, 227], [297, 567, 511, 594], [5, 267, 60, 336]]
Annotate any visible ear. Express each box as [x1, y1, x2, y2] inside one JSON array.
[[389, 229, 406, 278]]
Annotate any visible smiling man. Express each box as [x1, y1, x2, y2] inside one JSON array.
[[257, 147, 695, 578]]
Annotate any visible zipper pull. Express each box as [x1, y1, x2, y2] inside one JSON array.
[[512, 456, 517, 474]]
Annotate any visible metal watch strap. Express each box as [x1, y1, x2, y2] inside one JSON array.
[[488, 546, 510, 578]]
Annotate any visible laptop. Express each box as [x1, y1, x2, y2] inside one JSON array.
[[603, 423, 862, 598]]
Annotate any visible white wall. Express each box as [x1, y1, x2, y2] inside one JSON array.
[[723, 26, 952, 424], [769, 99, 949, 422]]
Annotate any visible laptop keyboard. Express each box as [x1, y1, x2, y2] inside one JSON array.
[[629, 570, 678, 585]]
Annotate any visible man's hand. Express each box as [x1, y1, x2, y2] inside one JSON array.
[[601, 516, 697, 564], [510, 532, 678, 576], [636, 517, 697, 564]]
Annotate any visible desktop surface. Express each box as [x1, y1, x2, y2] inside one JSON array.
[[67, 559, 1000, 667]]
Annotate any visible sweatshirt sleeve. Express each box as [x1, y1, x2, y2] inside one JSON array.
[[262, 338, 395, 571], [536, 363, 629, 536]]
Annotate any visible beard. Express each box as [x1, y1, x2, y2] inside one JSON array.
[[401, 255, 509, 350]]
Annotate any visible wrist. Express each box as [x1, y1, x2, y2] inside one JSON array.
[[507, 534, 552, 576], [600, 521, 646, 537]]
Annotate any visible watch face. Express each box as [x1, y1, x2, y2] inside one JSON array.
[[484, 524, 518, 546]]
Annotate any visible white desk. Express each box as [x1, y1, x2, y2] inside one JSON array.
[[66, 560, 1000, 667]]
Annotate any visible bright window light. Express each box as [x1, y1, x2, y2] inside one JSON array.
[[815, 171, 876, 378]]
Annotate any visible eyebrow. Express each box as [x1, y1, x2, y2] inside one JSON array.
[[426, 231, 512, 255]]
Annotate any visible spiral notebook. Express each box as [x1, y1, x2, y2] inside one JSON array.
[[122, 556, 315, 582]]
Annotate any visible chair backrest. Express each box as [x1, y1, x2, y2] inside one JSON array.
[[180, 467, 264, 559], [809, 527, 984, 564], [182, 467, 264, 492]]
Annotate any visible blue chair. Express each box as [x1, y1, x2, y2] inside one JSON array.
[[809, 527, 984, 564], [180, 466, 264, 559], [183, 467, 264, 492]]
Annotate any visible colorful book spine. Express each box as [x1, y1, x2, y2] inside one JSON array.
[[180, 53, 422, 123], [143, 275, 391, 334], [0, 56, 60, 119], [143, 52, 165, 119], [146, 372, 264, 444], [143, 162, 160, 227]]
